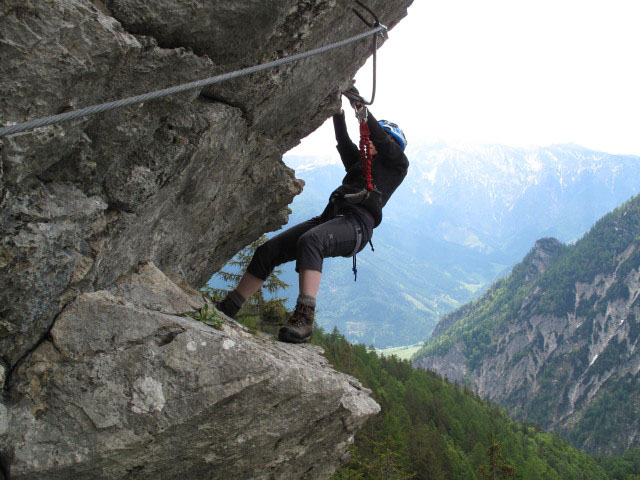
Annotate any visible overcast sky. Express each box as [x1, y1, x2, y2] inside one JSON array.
[[289, 0, 640, 158]]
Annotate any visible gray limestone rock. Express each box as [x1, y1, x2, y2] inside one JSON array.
[[413, 342, 468, 385], [0, 0, 411, 367], [3, 263, 379, 479], [1, 0, 412, 474]]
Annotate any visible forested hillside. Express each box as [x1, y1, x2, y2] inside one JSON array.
[[310, 328, 632, 479], [413, 193, 640, 454]]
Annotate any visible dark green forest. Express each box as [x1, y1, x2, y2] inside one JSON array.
[[309, 327, 640, 479]]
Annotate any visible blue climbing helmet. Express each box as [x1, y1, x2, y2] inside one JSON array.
[[378, 120, 407, 151]]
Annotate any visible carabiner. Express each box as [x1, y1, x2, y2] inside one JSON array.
[[347, 0, 388, 106]]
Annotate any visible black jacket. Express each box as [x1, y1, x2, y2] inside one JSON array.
[[320, 111, 409, 228]]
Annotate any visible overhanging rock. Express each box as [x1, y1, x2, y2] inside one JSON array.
[[0, 0, 412, 374]]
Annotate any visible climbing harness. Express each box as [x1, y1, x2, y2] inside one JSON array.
[[0, 21, 387, 138], [351, 229, 375, 283], [342, 215, 374, 283], [348, 218, 364, 282]]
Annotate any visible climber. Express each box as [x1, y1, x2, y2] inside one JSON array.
[[216, 86, 409, 343]]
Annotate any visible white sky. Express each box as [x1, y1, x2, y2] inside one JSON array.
[[289, 0, 640, 158]]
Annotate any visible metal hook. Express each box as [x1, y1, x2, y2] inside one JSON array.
[[343, 1, 387, 106]]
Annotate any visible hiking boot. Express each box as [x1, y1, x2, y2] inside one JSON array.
[[278, 304, 315, 344], [216, 295, 240, 320]]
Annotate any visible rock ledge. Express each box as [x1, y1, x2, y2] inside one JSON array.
[[4, 263, 379, 480]]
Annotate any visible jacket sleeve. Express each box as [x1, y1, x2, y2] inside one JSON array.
[[366, 111, 409, 170], [333, 112, 359, 171]]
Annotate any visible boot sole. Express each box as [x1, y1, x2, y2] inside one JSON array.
[[278, 329, 312, 344]]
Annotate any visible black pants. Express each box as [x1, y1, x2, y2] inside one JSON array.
[[246, 214, 370, 281]]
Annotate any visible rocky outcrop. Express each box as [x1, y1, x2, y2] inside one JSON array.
[[524, 238, 563, 282], [416, 341, 468, 385], [3, 263, 379, 479], [0, 0, 411, 477]]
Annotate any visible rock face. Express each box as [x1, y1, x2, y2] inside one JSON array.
[[0, 0, 411, 368], [4, 263, 379, 479], [0, 0, 411, 477], [414, 198, 640, 454]]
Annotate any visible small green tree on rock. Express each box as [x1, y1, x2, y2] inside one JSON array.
[[207, 235, 289, 328]]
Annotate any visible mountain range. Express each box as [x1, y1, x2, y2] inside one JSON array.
[[264, 143, 640, 348]]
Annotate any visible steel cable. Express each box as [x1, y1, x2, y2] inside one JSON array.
[[0, 25, 386, 138]]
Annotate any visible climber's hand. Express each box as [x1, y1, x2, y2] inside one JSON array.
[[335, 89, 345, 115], [349, 98, 363, 111]]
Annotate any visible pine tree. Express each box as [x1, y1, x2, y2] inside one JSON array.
[[477, 434, 517, 480], [348, 434, 415, 480], [208, 235, 289, 325]]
